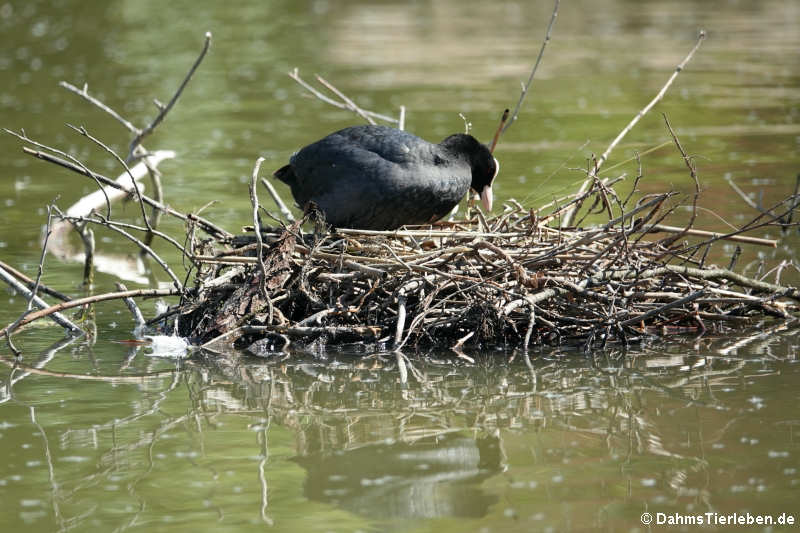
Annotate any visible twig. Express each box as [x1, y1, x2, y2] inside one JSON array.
[[115, 283, 146, 329], [260, 177, 296, 222], [500, 0, 560, 135], [561, 30, 706, 227], [642, 224, 777, 247], [658, 113, 701, 247], [0, 260, 70, 302], [59, 81, 139, 134], [620, 290, 705, 326], [128, 32, 212, 159], [250, 157, 269, 297], [315, 74, 376, 125], [288, 68, 400, 125], [0, 288, 180, 338], [68, 124, 153, 231], [21, 147, 230, 238], [0, 266, 82, 336]]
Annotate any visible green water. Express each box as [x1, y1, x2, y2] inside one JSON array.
[[1, 0, 799, 531]]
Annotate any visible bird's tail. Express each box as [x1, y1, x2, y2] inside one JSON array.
[[273, 164, 296, 185]]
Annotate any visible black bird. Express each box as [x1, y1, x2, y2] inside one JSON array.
[[273, 125, 499, 230]]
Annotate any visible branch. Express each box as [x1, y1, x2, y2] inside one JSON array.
[[500, 0, 560, 135], [59, 81, 139, 134], [0, 288, 180, 338], [21, 146, 230, 238], [128, 31, 212, 159], [288, 68, 401, 125], [0, 265, 82, 336], [561, 30, 706, 227]]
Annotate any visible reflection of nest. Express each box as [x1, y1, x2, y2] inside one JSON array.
[[2, 326, 794, 529]]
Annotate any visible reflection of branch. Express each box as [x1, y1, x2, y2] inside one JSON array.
[[0, 336, 80, 403], [29, 405, 65, 529], [0, 353, 179, 383]]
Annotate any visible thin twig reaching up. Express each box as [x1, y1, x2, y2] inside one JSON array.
[[561, 30, 706, 227], [658, 113, 701, 248], [59, 81, 140, 134], [128, 32, 212, 160], [288, 68, 401, 126], [500, 0, 560, 136], [260, 178, 296, 222], [250, 158, 269, 296], [315, 74, 376, 125]]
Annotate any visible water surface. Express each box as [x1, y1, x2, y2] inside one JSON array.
[[1, 0, 799, 531]]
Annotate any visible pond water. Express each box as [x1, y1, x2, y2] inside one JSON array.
[[1, 0, 799, 531]]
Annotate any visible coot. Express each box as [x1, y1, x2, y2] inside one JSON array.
[[273, 125, 499, 230]]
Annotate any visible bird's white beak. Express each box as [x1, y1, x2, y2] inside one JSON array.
[[480, 185, 493, 212], [478, 157, 498, 212]]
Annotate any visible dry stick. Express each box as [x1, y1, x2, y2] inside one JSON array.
[[658, 113, 701, 248], [0, 266, 82, 336], [28, 204, 55, 312], [670, 194, 797, 257], [59, 81, 139, 134], [250, 158, 269, 297], [0, 288, 180, 338], [58, 211, 191, 259], [591, 265, 799, 301], [240, 325, 381, 339], [76, 222, 95, 287], [500, 0, 559, 135], [92, 216, 184, 289], [115, 283, 146, 329], [393, 296, 407, 349], [260, 177, 296, 222], [69, 124, 153, 230], [315, 74, 376, 125], [4, 128, 113, 219], [1, 206, 83, 341], [0, 260, 70, 302], [643, 224, 777, 247], [55, 210, 184, 289], [128, 31, 212, 160], [21, 147, 231, 238], [142, 160, 165, 253], [620, 290, 706, 327], [561, 30, 706, 227], [288, 69, 399, 125]]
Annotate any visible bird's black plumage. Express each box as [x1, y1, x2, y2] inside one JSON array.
[[273, 125, 499, 230]]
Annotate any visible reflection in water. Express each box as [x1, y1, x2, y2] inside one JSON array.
[[295, 433, 501, 519], [0, 326, 798, 531]]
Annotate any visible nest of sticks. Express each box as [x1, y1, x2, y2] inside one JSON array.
[[176, 175, 800, 355], [3, 28, 799, 358]]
